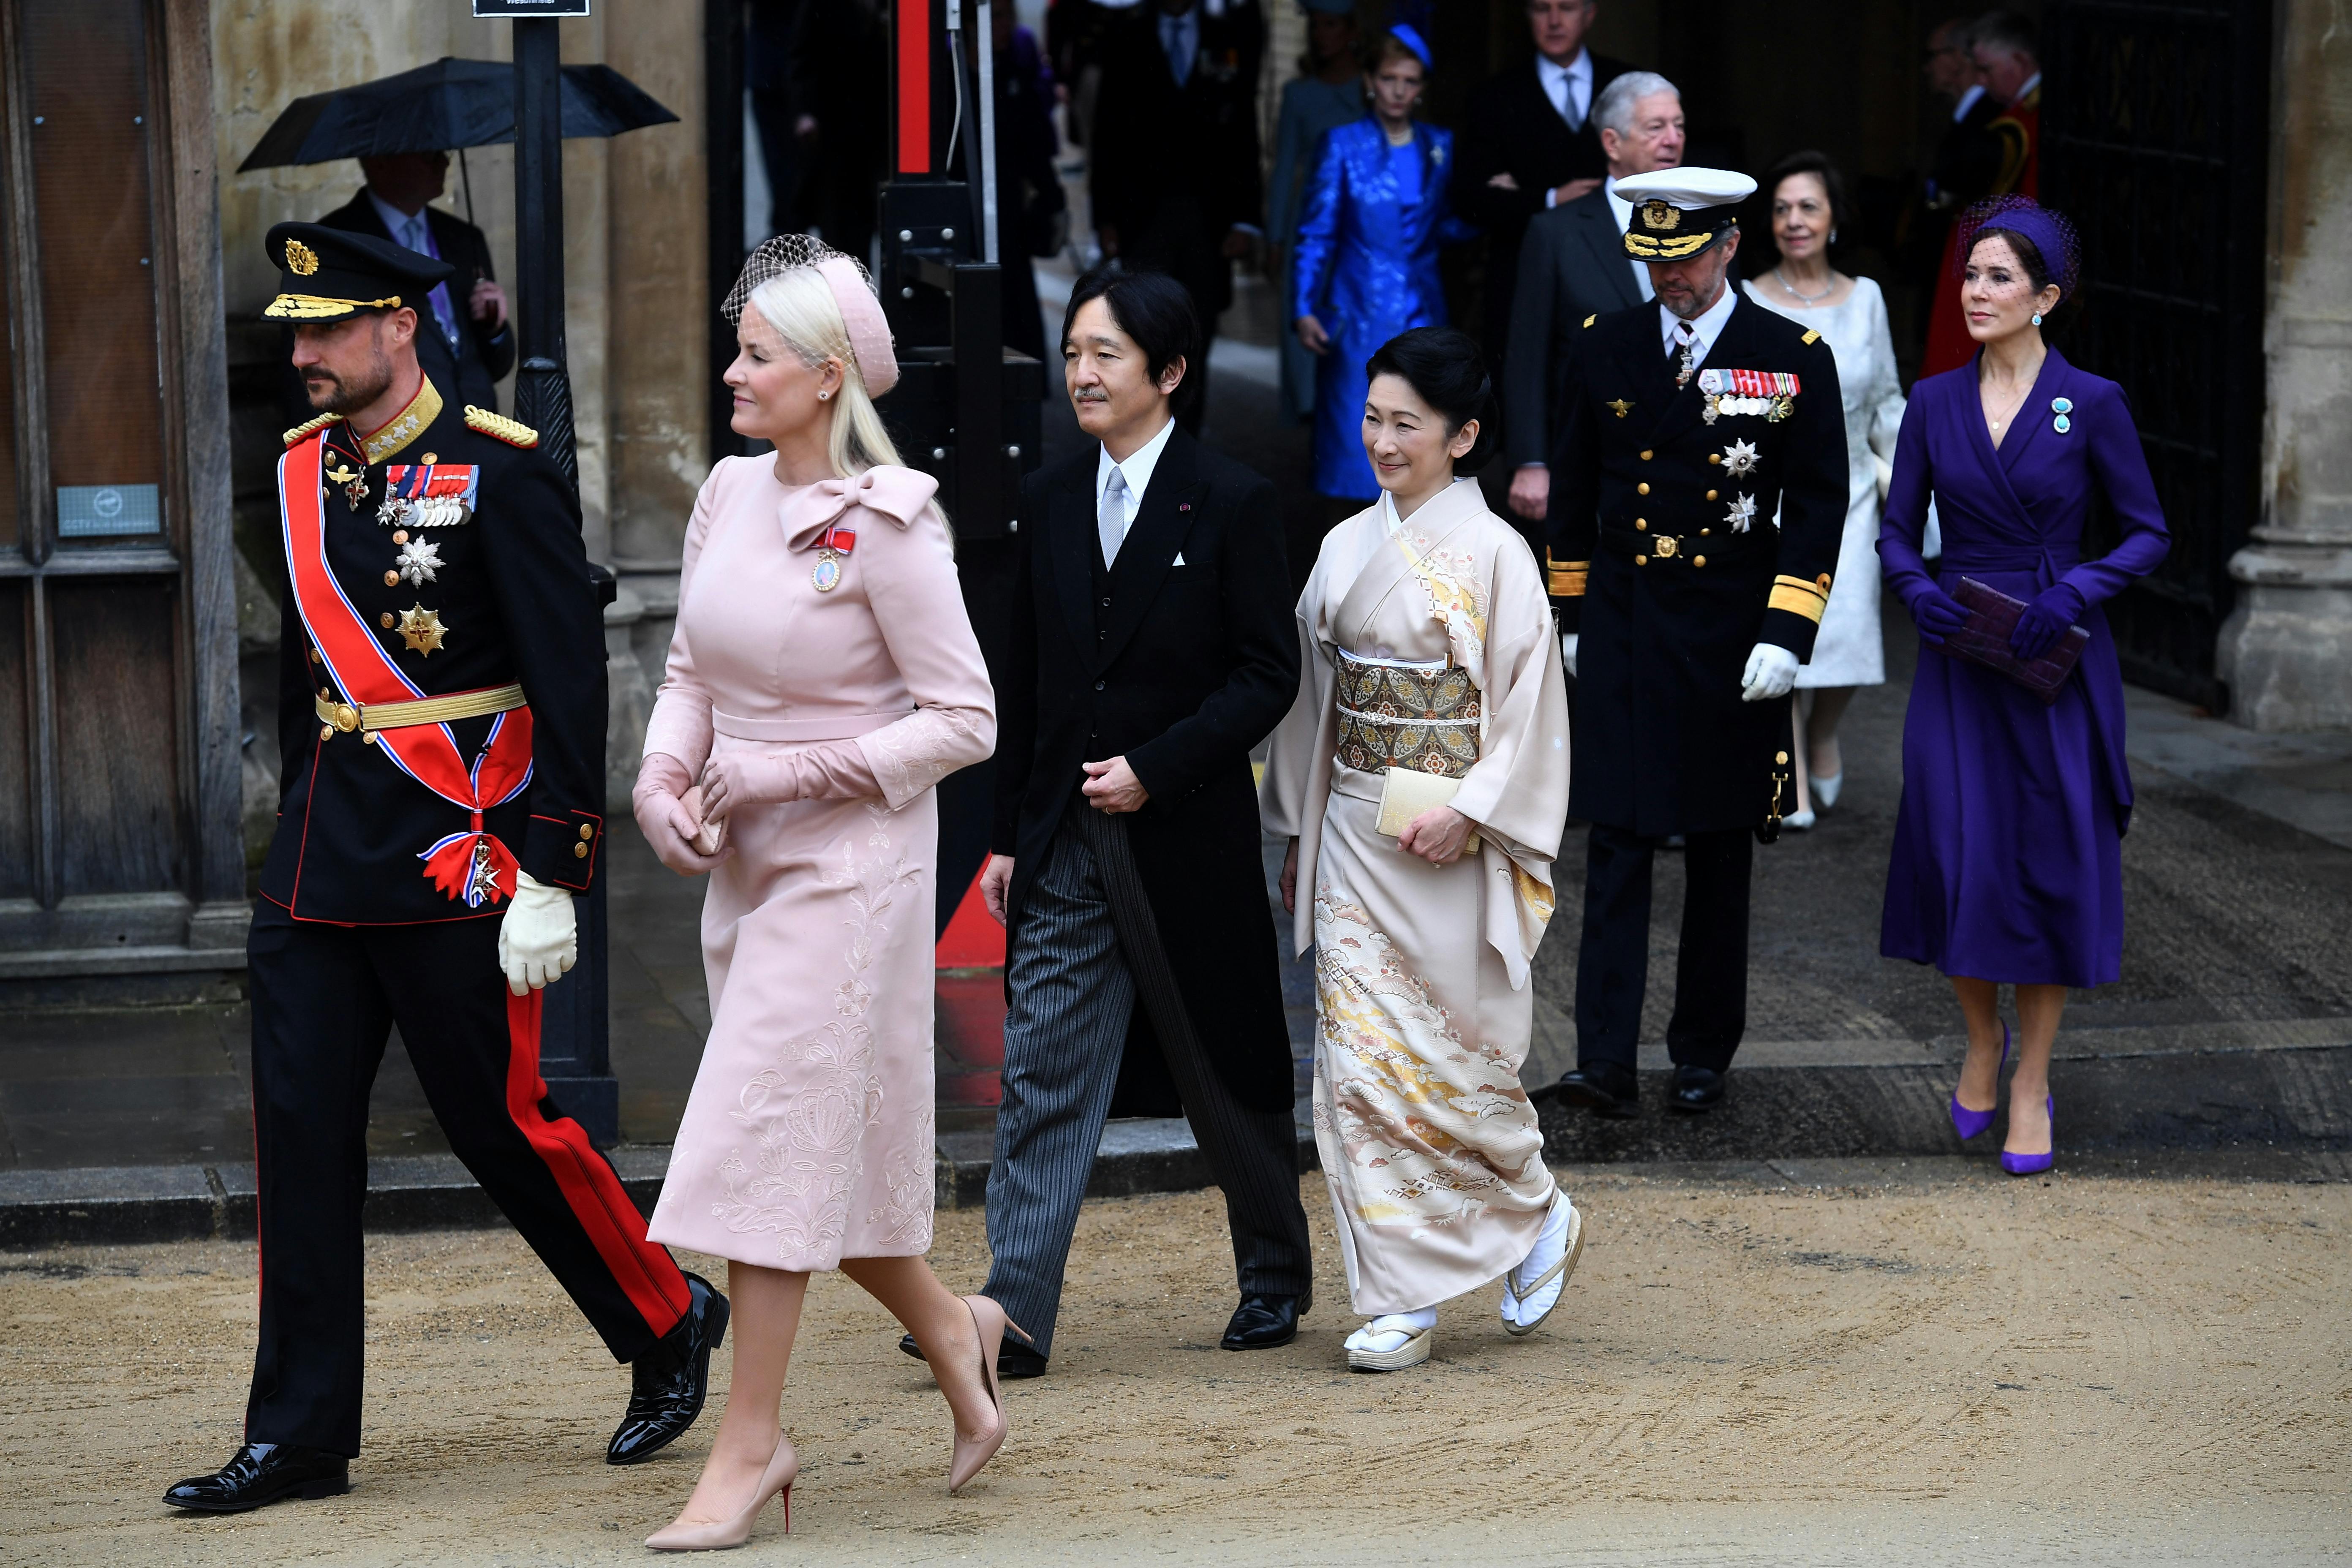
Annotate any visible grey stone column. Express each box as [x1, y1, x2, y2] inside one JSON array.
[[2217, 0, 2352, 731]]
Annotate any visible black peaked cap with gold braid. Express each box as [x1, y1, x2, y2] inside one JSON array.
[[263, 221, 454, 323], [1614, 168, 1759, 262]]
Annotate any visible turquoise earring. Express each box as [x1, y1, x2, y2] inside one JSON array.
[[2031, 311, 2044, 325]]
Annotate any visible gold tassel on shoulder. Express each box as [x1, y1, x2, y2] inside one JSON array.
[[465, 405, 540, 449], [282, 411, 339, 448]]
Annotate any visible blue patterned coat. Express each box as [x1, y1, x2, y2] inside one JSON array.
[[1292, 117, 1477, 499]]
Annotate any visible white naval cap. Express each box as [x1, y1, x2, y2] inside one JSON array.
[[1614, 168, 1758, 260]]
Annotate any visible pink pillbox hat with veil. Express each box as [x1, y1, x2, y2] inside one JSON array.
[[723, 234, 900, 396]]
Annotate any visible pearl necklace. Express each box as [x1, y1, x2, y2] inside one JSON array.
[[1772, 268, 1835, 304]]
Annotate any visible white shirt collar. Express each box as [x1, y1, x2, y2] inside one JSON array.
[[1094, 414, 1177, 534], [1535, 48, 1592, 123], [1952, 82, 1987, 122], [2013, 71, 2042, 102], [367, 188, 437, 253], [1659, 280, 1740, 366]]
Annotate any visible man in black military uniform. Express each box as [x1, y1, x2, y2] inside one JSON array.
[[164, 226, 725, 1515], [1535, 170, 1846, 1119]]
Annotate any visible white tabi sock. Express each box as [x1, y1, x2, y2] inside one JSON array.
[[1344, 1307, 1437, 1354], [1501, 1190, 1578, 1328]]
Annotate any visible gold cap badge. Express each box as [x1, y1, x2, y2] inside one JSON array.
[[286, 238, 320, 276], [1642, 200, 1681, 231]]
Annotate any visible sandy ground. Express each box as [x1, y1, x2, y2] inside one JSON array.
[[4, 1161, 2348, 1567]]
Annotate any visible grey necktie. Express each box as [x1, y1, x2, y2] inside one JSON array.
[[1099, 466, 1128, 569]]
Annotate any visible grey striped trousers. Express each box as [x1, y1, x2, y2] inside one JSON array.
[[980, 804, 1312, 1359]]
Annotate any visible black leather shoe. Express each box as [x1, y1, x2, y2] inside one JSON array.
[[1220, 1289, 1310, 1350], [163, 1443, 348, 1513], [1669, 1065, 1726, 1113], [898, 1331, 1051, 1380], [1546, 1062, 1641, 1119], [607, 1271, 728, 1465]]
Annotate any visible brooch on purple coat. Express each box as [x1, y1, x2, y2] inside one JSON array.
[[2051, 396, 2074, 435]]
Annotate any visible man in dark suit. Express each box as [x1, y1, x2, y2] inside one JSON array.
[[1900, 16, 2003, 357], [1503, 68, 1684, 528], [1535, 171, 1847, 1120], [1449, 0, 1633, 358], [972, 269, 1312, 1373], [314, 152, 515, 415], [1088, 0, 1266, 429]]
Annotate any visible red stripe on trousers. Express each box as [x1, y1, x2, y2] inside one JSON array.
[[503, 988, 691, 1335]]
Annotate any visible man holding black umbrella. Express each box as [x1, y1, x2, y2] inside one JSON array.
[[316, 151, 516, 414]]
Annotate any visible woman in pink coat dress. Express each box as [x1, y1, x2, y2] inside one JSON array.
[[629, 238, 1005, 1549]]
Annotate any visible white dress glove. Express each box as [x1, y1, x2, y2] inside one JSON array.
[[498, 871, 578, 996], [1739, 643, 1799, 702], [1560, 632, 1579, 679]]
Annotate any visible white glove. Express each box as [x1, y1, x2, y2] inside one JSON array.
[[1739, 643, 1799, 702], [498, 871, 578, 996], [1560, 632, 1579, 679]]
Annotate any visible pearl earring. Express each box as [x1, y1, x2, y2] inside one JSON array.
[[1829, 228, 1838, 244], [2031, 312, 2043, 326], [819, 390, 831, 400]]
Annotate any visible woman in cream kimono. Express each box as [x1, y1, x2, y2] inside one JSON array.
[[1260, 327, 1581, 1372]]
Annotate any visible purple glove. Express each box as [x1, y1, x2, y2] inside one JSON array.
[[1910, 585, 1970, 645], [2009, 583, 2086, 661]]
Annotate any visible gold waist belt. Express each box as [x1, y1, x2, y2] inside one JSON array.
[[1333, 653, 1481, 779], [315, 683, 527, 736]]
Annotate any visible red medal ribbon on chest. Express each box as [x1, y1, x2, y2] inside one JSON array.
[[816, 524, 856, 554], [278, 433, 534, 906]]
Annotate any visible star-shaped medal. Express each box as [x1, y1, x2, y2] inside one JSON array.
[[1722, 438, 1761, 477], [395, 537, 443, 586], [1725, 493, 1759, 533], [396, 603, 448, 656], [1606, 398, 1634, 419]]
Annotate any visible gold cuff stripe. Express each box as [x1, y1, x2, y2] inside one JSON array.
[[1625, 231, 1720, 261], [1768, 574, 1830, 624], [1547, 556, 1590, 597], [263, 292, 405, 319], [316, 683, 526, 735]]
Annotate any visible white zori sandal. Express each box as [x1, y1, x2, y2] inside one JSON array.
[[1500, 1190, 1584, 1337], [1345, 1308, 1436, 1372]]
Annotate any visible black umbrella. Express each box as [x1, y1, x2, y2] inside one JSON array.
[[236, 56, 678, 172]]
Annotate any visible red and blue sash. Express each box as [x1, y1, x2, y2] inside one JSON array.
[[278, 432, 533, 906]]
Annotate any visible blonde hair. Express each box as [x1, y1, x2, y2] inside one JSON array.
[[746, 269, 908, 482]]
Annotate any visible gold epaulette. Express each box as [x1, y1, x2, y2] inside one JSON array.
[[1582, 314, 1598, 329], [1801, 328, 1823, 346], [282, 412, 339, 448], [465, 405, 539, 449]]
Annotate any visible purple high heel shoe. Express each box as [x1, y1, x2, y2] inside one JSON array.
[[1948, 1022, 2010, 1141], [2001, 1097, 2055, 1176]]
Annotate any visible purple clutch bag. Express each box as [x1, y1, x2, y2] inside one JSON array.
[[1942, 577, 2089, 705]]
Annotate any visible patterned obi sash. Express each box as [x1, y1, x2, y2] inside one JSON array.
[[1334, 651, 1481, 779]]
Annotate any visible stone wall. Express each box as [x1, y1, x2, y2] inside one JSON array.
[[212, 0, 708, 809], [2218, 0, 2352, 732]]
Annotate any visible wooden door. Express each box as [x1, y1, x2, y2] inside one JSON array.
[[0, 0, 241, 978]]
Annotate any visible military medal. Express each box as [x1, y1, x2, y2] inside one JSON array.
[[2051, 395, 2074, 435], [1725, 493, 1758, 533], [1721, 438, 1761, 477], [324, 459, 368, 512], [394, 537, 442, 585], [811, 523, 855, 592], [1606, 398, 1633, 419], [377, 461, 480, 530], [396, 603, 449, 656]]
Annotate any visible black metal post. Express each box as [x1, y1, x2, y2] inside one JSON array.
[[510, 15, 615, 1145]]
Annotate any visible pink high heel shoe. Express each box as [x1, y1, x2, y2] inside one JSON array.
[[644, 1435, 796, 1552], [947, 1295, 1030, 1493]]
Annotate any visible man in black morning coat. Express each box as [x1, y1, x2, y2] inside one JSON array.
[[1448, 0, 1634, 358], [960, 269, 1313, 1373], [164, 225, 723, 1516], [1535, 171, 1848, 1120]]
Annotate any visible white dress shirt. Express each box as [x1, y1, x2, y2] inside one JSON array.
[[367, 189, 461, 351], [1603, 176, 1656, 303], [1658, 280, 1740, 371], [1538, 49, 1595, 210], [1951, 82, 1987, 122], [1094, 415, 1178, 542]]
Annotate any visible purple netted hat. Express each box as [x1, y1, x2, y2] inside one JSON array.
[[1954, 196, 2082, 300]]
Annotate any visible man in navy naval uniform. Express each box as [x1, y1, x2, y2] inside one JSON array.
[[1535, 169, 1847, 1119], [164, 226, 726, 1514]]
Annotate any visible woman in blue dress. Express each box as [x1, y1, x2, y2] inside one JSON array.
[[1292, 24, 1476, 508], [1876, 199, 2170, 1176]]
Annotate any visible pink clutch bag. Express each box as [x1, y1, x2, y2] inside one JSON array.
[[678, 786, 727, 857], [1943, 577, 2090, 705]]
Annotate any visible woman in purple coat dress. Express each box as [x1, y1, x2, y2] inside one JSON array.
[[1876, 198, 2169, 1176]]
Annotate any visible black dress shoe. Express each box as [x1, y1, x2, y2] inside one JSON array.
[[898, 1331, 1051, 1380], [1547, 1062, 1641, 1119], [163, 1443, 348, 1513], [1221, 1290, 1310, 1350], [607, 1271, 728, 1465], [1669, 1064, 1725, 1113]]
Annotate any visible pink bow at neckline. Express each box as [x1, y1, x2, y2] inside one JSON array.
[[781, 464, 939, 551]]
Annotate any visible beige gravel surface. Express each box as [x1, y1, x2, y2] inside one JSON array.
[[5, 1160, 2348, 1566]]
